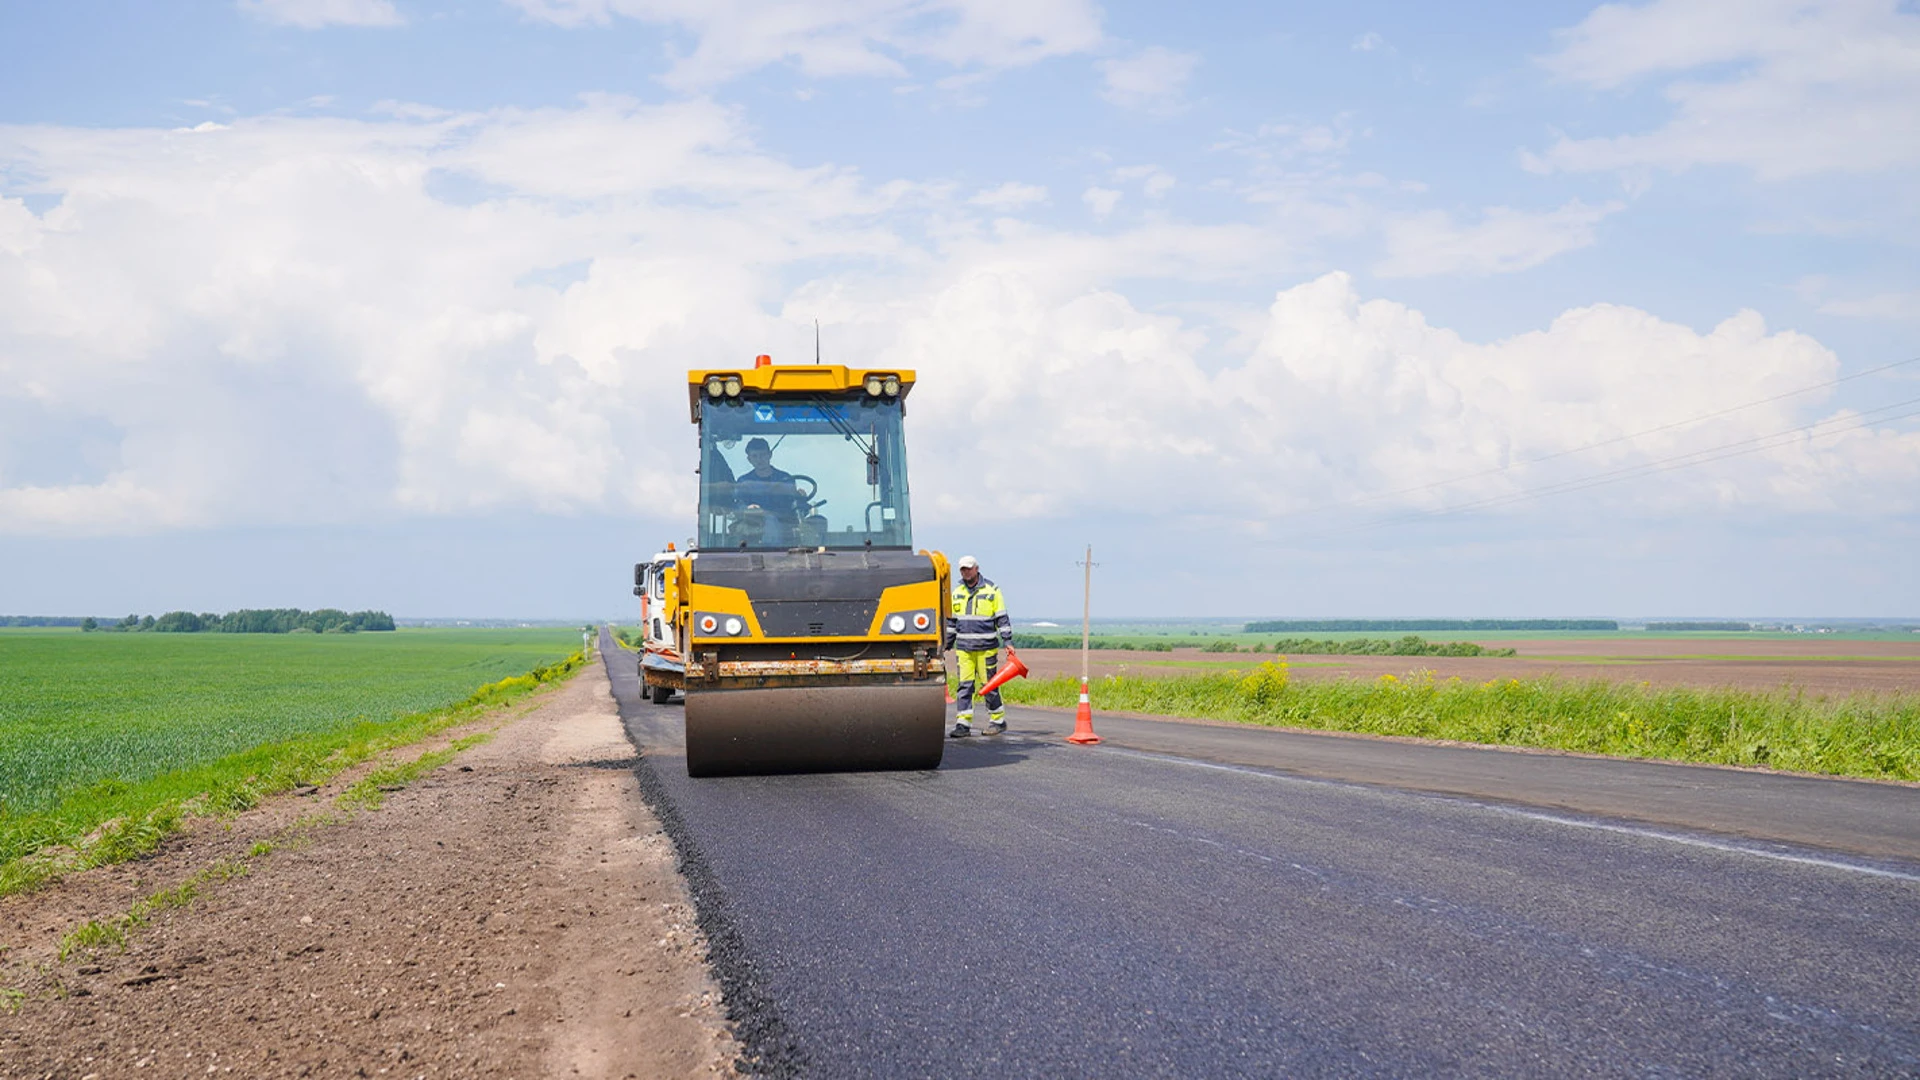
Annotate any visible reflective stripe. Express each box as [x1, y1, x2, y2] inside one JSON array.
[[951, 577, 1010, 650]]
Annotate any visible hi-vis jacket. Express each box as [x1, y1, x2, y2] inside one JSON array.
[[946, 577, 1013, 653]]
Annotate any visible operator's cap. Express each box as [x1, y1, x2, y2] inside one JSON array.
[[957, 555, 978, 569]]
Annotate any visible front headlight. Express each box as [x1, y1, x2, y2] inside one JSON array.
[[865, 375, 884, 396], [882, 609, 934, 634], [725, 617, 745, 635], [882, 375, 900, 396], [724, 376, 743, 398], [705, 376, 725, 398]]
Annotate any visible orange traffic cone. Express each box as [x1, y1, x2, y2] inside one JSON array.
[[1067, 677, 1101, 745], [944, 682, 954, 704], [978, 647, 1030, 696]]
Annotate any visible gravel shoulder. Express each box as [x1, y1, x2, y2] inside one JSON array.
[[1, 658, 738, 1079]]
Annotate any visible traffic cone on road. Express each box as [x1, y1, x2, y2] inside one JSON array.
[[1066, 677, 1101, 745]]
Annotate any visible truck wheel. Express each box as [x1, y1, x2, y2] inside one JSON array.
[[650, 683, 673, 705]]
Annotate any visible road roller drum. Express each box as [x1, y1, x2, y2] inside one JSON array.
[[684, 683, 946, 777]]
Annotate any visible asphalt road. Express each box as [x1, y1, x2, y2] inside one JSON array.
[[604, 637, 1920, 1078]]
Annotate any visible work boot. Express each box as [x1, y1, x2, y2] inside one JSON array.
[[948, 722, 973, 738], [986, 718, 1007, 735]]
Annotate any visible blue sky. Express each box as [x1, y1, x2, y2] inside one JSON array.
[[1, 0, 1916, 620]]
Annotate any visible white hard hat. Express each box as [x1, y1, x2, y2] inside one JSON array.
[[957, 555, 979, 569]]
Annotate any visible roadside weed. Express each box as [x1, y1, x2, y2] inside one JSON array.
[[1000, 670, 1920, 781]]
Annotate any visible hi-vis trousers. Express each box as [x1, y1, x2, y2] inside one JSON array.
[[953, 649, 1006, 724]]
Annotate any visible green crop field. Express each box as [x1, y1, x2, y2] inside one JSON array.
[[0, 628, 580, 824]]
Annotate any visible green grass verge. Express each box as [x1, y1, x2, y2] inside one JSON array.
[[0, 651, 583, 899], [998, 663, 1920, 781], [51, 726, 515, 967]]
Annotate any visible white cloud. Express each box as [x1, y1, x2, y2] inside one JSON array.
[[1376, 199, 1622, 278], [1112, 164, 1175, 198], [505, 0, 1104, 90], [1082, 186, 1121, 217], [235, 0, 404, 28], [1816, 291, 1920, 321], [968, 181, 1048, 209], [2, 103, 1913, 540], [1097, 46, 1198, 111], [1230, 274, 1919, 519], [863, 268, 1919, 526], [1530, 0, 1920, 179], [1351, 31, 1389, 52]]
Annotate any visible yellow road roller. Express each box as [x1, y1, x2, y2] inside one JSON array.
[[651, 357, 950, 777]]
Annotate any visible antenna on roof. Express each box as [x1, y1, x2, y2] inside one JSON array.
[[814, 318, 821, 364]]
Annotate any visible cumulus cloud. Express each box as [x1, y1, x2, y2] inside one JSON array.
[[505, 0, 1104, 90], [968, 181, 1048, 209], [1081, 186, 1121, 217], [1375, 199, 1622, 278], [1112, 164, 1175, 198], [235, 0, 404, 28], [2, 102, 1914, 540], [1530, 0, 1920, 179], [859, 268, 1919, 528], [1098, 46, 1198, 111]]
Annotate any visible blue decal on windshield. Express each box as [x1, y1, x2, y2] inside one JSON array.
[[747, 403, 836, 424]]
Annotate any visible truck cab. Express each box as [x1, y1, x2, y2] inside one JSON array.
[[633, 549, 685, 704]]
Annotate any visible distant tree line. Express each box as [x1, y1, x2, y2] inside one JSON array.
[[1244, 619, 1617, 633], [0, 616, 90, 627], [83, 609, 396, 634], [1011, 634, 1175, 652], [1211, 635, 1516, 657], [1643, 621, 1751, 632]]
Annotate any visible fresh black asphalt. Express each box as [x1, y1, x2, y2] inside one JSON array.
[[602, 637, 1920, 1078]]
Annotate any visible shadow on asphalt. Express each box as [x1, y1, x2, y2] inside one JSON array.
[[937, 736, 1041, 771]]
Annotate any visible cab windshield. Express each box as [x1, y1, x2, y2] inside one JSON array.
[[697, 394, 914, 550]]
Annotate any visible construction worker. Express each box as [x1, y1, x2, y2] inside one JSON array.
[[944, 555, 1012, 737]]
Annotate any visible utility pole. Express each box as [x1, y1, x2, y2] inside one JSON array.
[[1078, 544, 1097, 684]]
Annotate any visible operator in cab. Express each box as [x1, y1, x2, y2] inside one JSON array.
[[730, 437, 804, 544], [944, 555, 1013, 737]]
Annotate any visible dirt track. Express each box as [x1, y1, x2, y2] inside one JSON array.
[[1017, 637, 1920, 695], [0, 661, 738, 1078]]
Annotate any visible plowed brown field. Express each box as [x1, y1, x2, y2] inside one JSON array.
[[1017, 637, 1920, 696]]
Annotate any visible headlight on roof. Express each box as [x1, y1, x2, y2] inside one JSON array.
[[865, 375, 884, 396], [724, 375, 743, 398], [882, 375, 900, 396], [705, 376, 725, 398]]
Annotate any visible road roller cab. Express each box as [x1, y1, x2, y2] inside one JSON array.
[[673, 359, 951, 776]]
